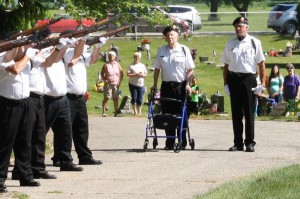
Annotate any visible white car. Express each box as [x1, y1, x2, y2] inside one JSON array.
[[158, 5, 202, 30]]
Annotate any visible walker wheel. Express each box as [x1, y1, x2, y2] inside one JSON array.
[[190, 139, 195, 150], [173, 143, 181, 153], [153, 138, 158, 149], [143, 140, 149, 152]]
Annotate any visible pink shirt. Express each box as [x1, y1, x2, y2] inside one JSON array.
[[105, 61, 121, 85]]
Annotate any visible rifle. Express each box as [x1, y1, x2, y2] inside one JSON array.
[[8, 17, 64, 40], [0, 37, 33, 53], [35, 16, 121, 50], [0, 16, 119, 52], [85, 25, 132, 46]]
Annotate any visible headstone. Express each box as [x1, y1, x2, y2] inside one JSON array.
[[118, 95, 133, 114]]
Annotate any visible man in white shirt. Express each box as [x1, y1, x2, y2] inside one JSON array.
[[222, 17, 266, 152], [43, 31, 83, 171], [152, 25, 195, 150], [64, 35, 106, 165], [0, 46, 40, 192]]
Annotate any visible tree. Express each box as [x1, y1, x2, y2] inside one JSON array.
[[0, 0, 154, 39], [209, 0, 220, 21], [0, 0, 46, 39], [230, 0, 253, 17]]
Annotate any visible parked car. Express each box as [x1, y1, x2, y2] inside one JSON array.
[[267, 3, 298, 35], [108, 7, 190, 37], [37, 14, 95, 33], [157, 5, 202, 30]]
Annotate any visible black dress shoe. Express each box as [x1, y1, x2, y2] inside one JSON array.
[[53, 160, 61, 167], [229, 146, 244, 151], [79, 158, 103, 165], [163, 146, 173, 150], [33, 172, 57, 179], [0, 183, 7, 193], [20, 179, 41, 187], [60, 162, 84, 171], [11, 172, 20, 180], [245, 145, 255, 152]]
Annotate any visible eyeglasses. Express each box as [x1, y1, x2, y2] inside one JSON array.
[[287, 68, 294, 70]]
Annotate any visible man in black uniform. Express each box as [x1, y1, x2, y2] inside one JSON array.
[[222, 17, 266, 152]]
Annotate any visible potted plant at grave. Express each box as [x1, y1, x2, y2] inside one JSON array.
[[141, 38, 151, 51]]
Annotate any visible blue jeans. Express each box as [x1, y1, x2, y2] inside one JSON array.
[[129, 83, 144, 105]]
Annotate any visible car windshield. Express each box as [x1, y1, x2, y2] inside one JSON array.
[[272, 5, 294, 12]]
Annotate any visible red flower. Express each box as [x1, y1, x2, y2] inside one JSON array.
[[84, 92, 90, 101], [141, 38, 151, 45]]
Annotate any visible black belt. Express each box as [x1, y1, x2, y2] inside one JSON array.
[[44, 95, 64, 100], [66, 93, 84, 99], [0, 96, 28, 104], [229, 71, 255, 77], [30, 92, 44, 99], [162, 81, 186, 87]]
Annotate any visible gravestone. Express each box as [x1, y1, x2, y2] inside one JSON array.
[[118, 95, 133, 114]]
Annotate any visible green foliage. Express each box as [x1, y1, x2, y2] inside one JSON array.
[[195, 164, 300, 199], [0, 1, 46, 38]]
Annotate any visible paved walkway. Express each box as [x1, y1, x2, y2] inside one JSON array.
[[2, 117, 299, 199]]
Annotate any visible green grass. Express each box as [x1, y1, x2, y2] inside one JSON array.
[[86, 34, 299, 121], [194, 164, 300, 199]]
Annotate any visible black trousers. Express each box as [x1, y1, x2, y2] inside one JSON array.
[[66, 94, 92, 161], [0, 96, 33, 181], [44, 96, 73, 165], [228, 73, 257, 147], [160, 81, 188, 148], [29, 94, 47, 174]]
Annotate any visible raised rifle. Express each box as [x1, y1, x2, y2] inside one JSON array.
[[0, 16, 119, 53], [0, 37, 34, 53], [35, 16, 119, 50], [8, 17, 64, 40], [85, 25, 132, 46]]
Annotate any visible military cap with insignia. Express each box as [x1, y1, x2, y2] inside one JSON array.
[[162, 25, 180, 36], [232, 16, 249, 26]]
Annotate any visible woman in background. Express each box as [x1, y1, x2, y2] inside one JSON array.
[[267, 65, 284, 103], [127, 52, 147, 115]]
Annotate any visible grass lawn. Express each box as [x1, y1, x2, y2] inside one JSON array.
[[194, 164, 300, 199]]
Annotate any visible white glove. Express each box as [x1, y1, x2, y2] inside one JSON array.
[[95, 37, 108, 48], [99, 37, 108, 44], [26, 48, 39, 60], [66, 37, 78, 47], [224, 84, 230, 96], [252, 85, 265, 94], [1, 60, 15, 68], [81, 34, 91, 41], [56, 38, 68, 50], [41, 46, 54, 53]]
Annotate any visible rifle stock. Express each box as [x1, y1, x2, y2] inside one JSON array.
[[9, 17, 64, 40], [86, 25, 132, 46]]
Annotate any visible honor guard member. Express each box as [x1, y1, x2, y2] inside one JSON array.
[[0, 47, 40, 192], [152, 25, 195, 150], [222, 17, 266, 152], [63, 35, 107, 165], [43, 32, 83, 171]]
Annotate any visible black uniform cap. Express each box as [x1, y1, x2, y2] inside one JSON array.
[[162, 25, 180, 36], [232, 16, 248, 26]]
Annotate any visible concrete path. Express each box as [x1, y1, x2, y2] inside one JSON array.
[[2, 117, 299, 199]]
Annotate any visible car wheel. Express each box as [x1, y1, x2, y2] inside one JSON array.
[[284, 21, 297, 35], [177, 25, 183, 36], [187, 21, 193, 30]]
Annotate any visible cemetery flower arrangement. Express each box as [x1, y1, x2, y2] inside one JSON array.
[[141, 38, 151, 45]]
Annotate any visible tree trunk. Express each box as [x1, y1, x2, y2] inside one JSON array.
[[209, 0, 220, 21], [231, 0, 252, 17]]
